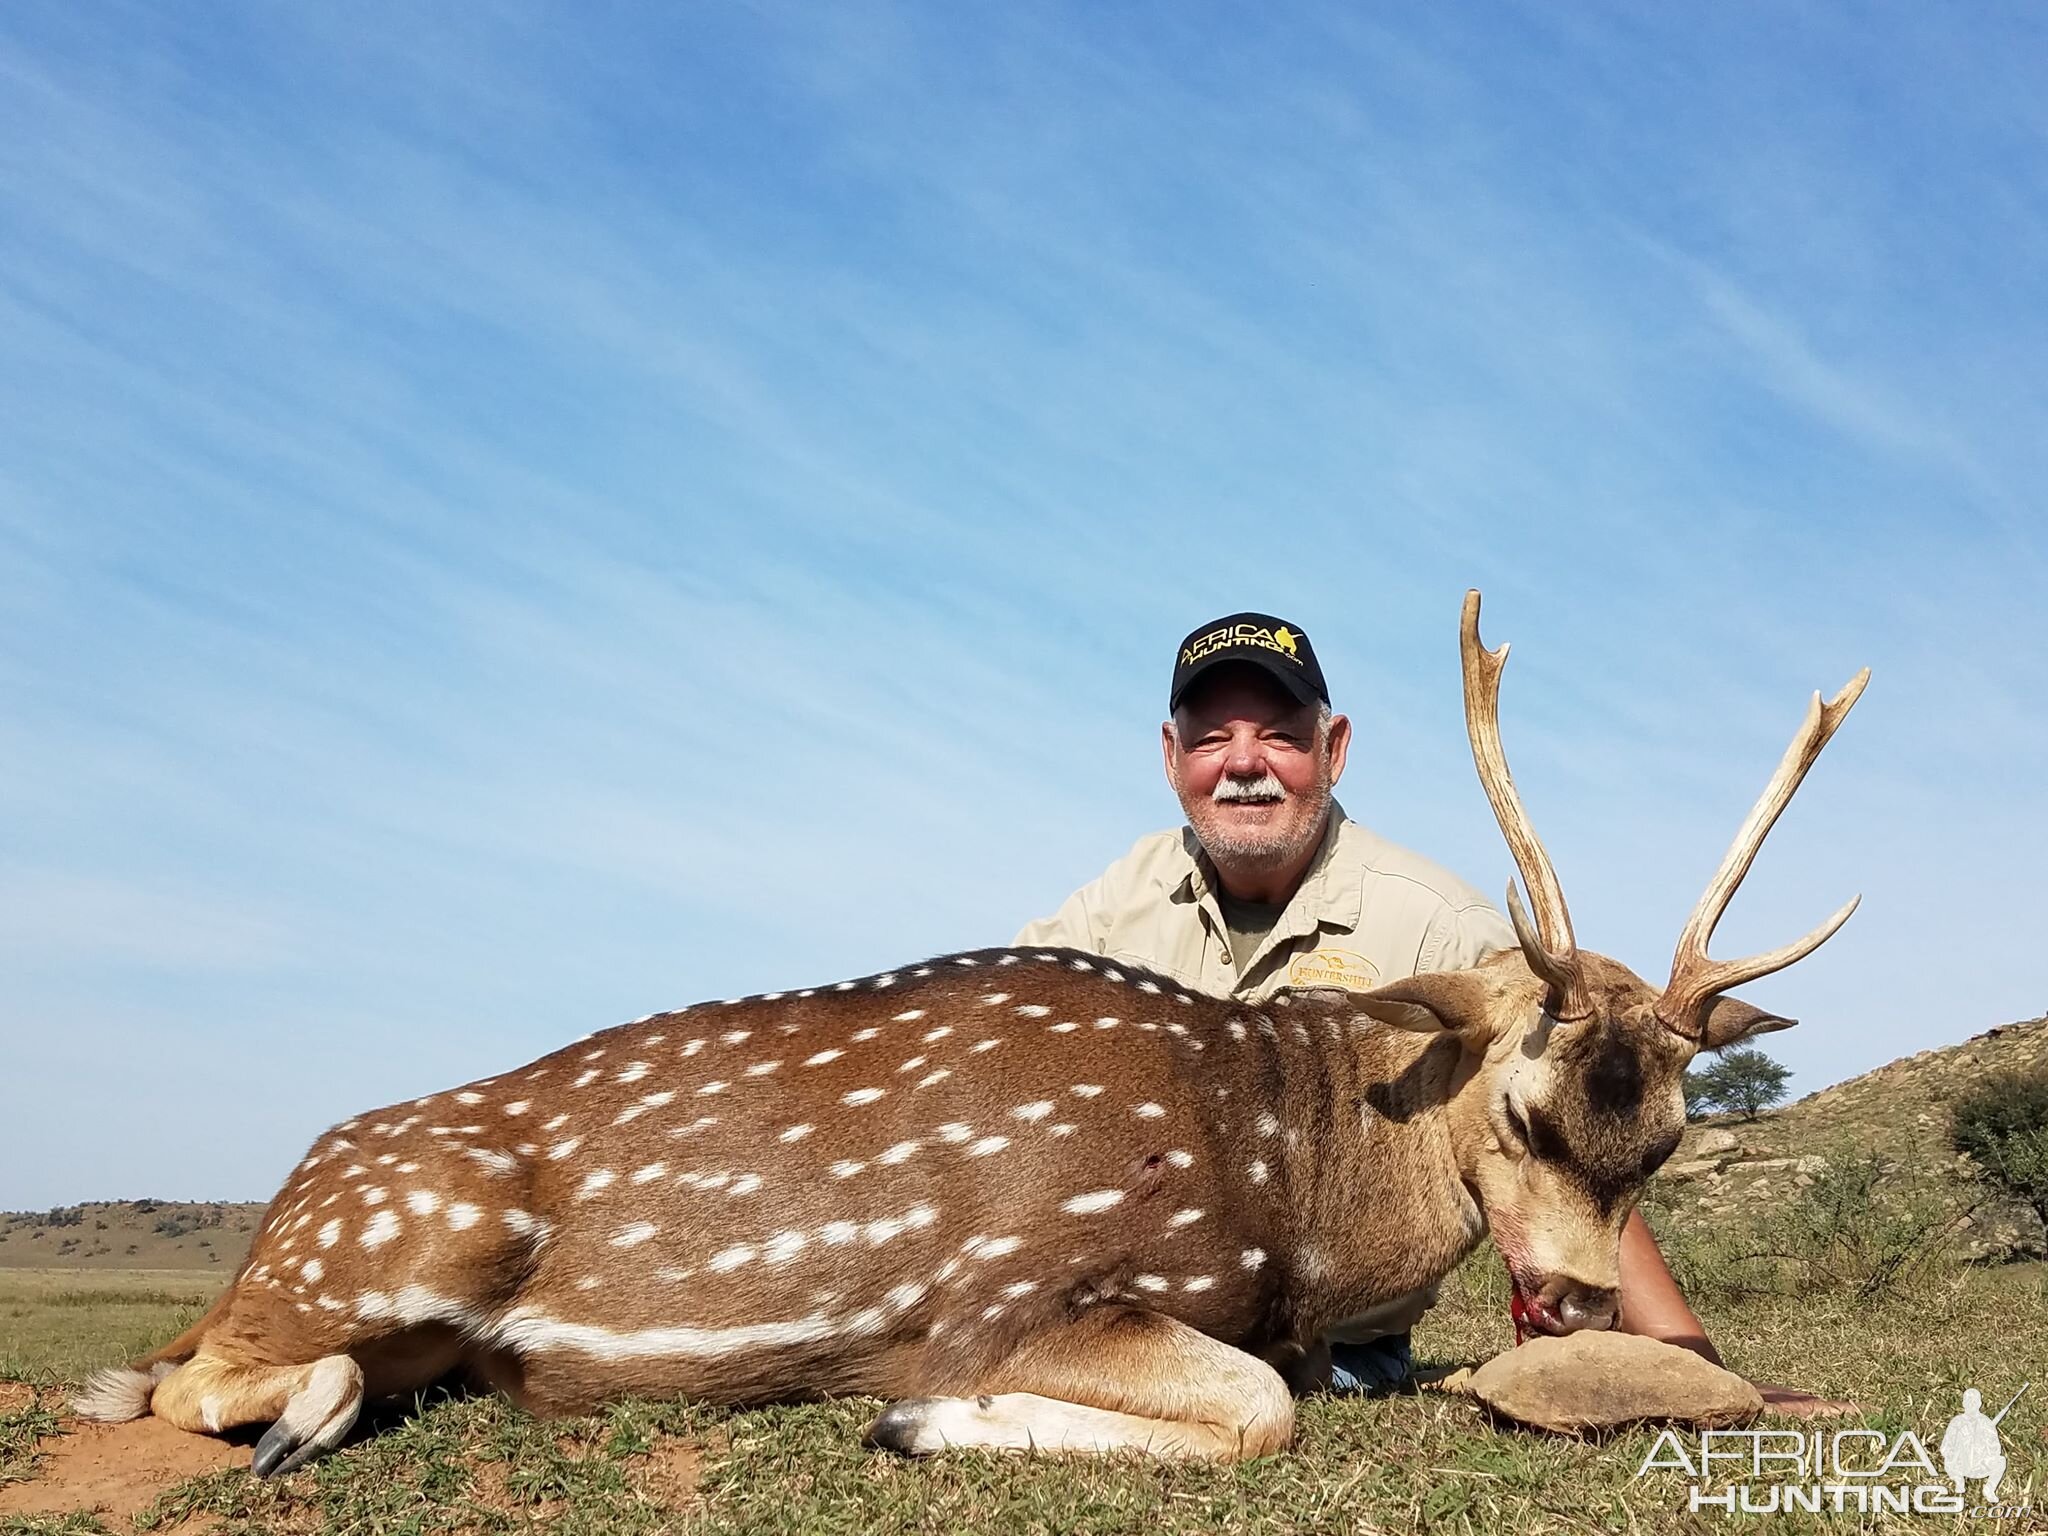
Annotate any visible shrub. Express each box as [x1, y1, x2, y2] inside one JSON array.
[[1950, 1071, 2048, 1229]]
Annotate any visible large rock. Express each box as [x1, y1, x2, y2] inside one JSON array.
[[1461, 1332, 1762, 1433], [1694, 1129, 1739, 1158]]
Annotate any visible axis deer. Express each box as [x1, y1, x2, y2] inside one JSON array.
[[75, 591, 1868, 1472]]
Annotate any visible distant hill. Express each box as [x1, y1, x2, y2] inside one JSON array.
[[1660, 1013, 2048, 1261], [0, 1200, 266, 1271]]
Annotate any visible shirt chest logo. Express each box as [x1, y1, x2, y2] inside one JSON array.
[[1287, 947, 1379, 992]]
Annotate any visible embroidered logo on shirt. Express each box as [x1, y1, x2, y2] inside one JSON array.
[[1287, 948, 1379, 991]]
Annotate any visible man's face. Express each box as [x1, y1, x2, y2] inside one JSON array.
[[1162, 666, 1351, 873]]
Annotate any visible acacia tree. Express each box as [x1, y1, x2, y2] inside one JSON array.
[[1685, 1047, 1793, 1121]]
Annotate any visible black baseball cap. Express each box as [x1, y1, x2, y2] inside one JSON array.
[[1169, 612, 1330, 712]]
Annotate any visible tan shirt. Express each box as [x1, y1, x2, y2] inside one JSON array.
[[1014, 802, 1515, 1343], [1014, 801, 1515, 1004]]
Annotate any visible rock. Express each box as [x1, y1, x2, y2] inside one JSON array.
[[1462, 1332, 1763, 1434], [1694, 1129, 1739, 1158], [1662, 1159, 1723, 1182]]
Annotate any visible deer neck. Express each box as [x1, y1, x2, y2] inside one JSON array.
[[1276, 1006, 1488, 1336]]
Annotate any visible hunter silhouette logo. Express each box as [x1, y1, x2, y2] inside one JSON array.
[[1180, 622, 1306, 668], [1941, 1385, 2025, 1503]]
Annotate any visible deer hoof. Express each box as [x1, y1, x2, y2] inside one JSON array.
[[251, 1419, 313, 1478], [866, 1398, 946, 1455]]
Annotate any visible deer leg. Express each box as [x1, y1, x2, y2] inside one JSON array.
[[867, 1306, 1293, 1461], [151, 1351, 364, 1476]]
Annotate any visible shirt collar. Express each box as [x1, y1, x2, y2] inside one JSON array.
[[1169, 800, 1365, 935]]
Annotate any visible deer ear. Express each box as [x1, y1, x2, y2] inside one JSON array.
[[1353, 970, 1502, 1036], [1696, 995, 1797, 1052]]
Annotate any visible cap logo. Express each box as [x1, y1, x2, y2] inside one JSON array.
[[1180, 621, 1305, 669]]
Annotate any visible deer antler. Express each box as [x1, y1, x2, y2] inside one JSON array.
[[1460, 590, 1592, 1021], [1656, 669, 1871, 1040]]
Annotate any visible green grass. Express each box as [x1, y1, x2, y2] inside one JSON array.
[[2, 1249, 2042, 1535], [0, 1271, 216, 1384]]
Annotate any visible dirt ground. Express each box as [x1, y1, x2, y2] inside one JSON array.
[[0, 1385, 248, 1528]]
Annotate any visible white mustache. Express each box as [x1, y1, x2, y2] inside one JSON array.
[[1213, 773, 1287, 804]]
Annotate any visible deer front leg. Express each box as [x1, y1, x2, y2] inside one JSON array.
[[867, 1306, 1294, 1462]]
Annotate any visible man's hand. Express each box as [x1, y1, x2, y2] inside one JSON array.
[[1754, 1382, 1863, 1418]]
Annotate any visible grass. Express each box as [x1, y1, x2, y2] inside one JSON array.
[[0, 1271, 216, 1385], [2, 1247, 2042, 1535]]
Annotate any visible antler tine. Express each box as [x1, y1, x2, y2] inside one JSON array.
[[1461, 590, 1591, 1021], [1658, 668, 1871, 1038]]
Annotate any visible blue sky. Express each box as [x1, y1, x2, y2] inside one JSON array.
[[3, 2, 2043, 1209]]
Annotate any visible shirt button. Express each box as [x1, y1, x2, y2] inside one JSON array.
[[1219, 947, 1232, 963]]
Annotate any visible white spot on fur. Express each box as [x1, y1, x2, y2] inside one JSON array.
[[548, 1139, 583, 1160], [745, 1061, 781, 1077], [980, 993, 1011, 1006], [617, 1062, 651, 1084], [879, 1140, 921, 1165], [504, 1100, 530, 1115], [406, 1191, 441, 1216], [612, 1222, 658, 1248], [1240, 1248, 1266, 1270], [764, 1231, 807, 1264], [1167, 1149, 1194, 1168], [922, 1026, 952, 1043], [893, 1009, 925, 1022], [544, 1114, 570, 1131], [301, 1258, 325, 1282], [456, 1091, 484, 1105], [578, 1170, 616, 1200], [360, 1210, 400, 1248], [936, 1123, 973, 1143], [830, 1160, 867, 1178], [632, 1163, 667, 1184], [730, 1173, 763, 1196], [1051, 1123, 1076, 1136], [898, 1055, 927, 1073], [361, 1186, 387, 1205], [804, 1049, 842, 1066], [1249, 1160, 1269, 1184], [573, 1070, 600, 1088], [842, 1087, 885, 1106], [1063, 1190, 1123, 1214], [917, 1069, 951, 1089], [1011, 1101, 1053, 1122], [1134, 1102, 1165, 1118], [1071, 1084, 1104, 1098], [972, 1039, 1000, 1053], [780, 1124, 814, 1143], [1015, 1004, 1050, 1019], [1133, 1274, 1167, 1292], [698, 1081, 729, 1096], [447, 1203, 481, 1231], [1169, 1208, 1204, 1228], [1255, 1112, 1280, 1136], [967, 1135, 1009, 1156], [722, 1030, 751, 1045], [318, 1219, 342, 1248], [1050, 1022, 1079, 1033]]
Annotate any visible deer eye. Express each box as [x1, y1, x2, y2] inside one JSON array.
[[1501, 1098, 1531, 1150]]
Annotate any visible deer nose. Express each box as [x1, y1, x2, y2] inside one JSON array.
[[1554, 1286, 1620, 1333]]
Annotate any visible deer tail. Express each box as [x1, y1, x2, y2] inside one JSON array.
[[71, 1286, 235, 1422]]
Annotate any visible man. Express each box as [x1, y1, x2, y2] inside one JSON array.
[[1017, 611, 1848, 1411]]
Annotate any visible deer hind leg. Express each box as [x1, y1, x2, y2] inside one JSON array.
[[867, 1306, 1293, 1462], [151, 1351, 365, 1476]]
